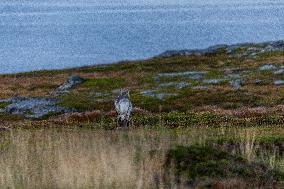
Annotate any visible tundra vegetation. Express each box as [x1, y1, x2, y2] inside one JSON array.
[[0, 42, 284, 188]]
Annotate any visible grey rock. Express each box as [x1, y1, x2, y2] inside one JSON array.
[[230, 79, 242, 89], [258, 65, 276, 71], [158, 45, 228, 57], [229, 41, 284, 58], [157, 40, 284, 59], [176, 82, 189, 89], [186, 74, 204, 80], [274, 69, 284, 75], [203, 79, 227, 84], [254, 79, 262, 84], [192, 86, 208, 90], [279, 62, 284, 69], [157, 71, 208, 78], [156, 93, 178, 100], [91, 92, 110, 97], [259, 41, 284, 52], [262, 45, 277, 52], [0, 99, 11, 103], [140, 90, 178, 100], [241, 70, 251, 74], [159, 82, 189, 89], [156, 71, 207, 82], [247, 47, 262, 51], [0, 97, 73, 119], [52, 75, 83, 96], [158, 82, 177, 88], [274, 80, 284, 86], [224, 74, 241, 79], [140, 90, 158, 97], [269, 41, 284, 49], [223, 67, 241, 72], [225, 43, 254, 52]]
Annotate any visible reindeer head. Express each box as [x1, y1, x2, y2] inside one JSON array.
[[119, 89, 130, 98]]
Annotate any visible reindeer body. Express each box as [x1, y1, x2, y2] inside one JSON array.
[[114, 90, 132, 127]]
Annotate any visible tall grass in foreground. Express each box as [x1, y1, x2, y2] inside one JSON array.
[[0, 129, 192, 189], [0, 128, 283, 188]]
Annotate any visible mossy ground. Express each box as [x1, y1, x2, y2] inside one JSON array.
[[0, 48, 284, 187], [0, 101, 10, 109], [0, 50, 283, 125], [164, 145, 283, 187]]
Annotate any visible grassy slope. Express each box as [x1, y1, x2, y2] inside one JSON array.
[[0, 49, 284, 127], [1, 50, 284, 187]]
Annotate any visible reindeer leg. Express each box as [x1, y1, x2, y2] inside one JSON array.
[[117, 116, 121, 127]]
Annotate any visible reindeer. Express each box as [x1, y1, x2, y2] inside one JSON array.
[[114, 89, 133, 127]]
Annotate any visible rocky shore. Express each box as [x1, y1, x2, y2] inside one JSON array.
[[158, 40, 284, 58]]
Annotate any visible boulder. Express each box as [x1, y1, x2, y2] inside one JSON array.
[[52, 75, 83, 96], [274, 80, 284, 86], [192, 86, 208, 90], [158, 45, 228, 57], [157, 71, 208, 78], [0, 97, 73, 119], [274, 69, 284, 75], [157, 40, 284, 59], [223, 67, 241, 72], [159, 82, 189, 89], [156, 71, 207, 82], [140, 90, 178, 100], [230, 79, 242, 89], [224, 74, 241, 79], [203, 79, 226, 84], [258, 65, 276, 71], [254, 79, 262, 84]]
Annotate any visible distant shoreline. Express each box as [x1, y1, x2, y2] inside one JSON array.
[[1, 39, 283, 76]]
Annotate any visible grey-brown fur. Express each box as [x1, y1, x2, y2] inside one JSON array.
[[114, 89, 132, 127]]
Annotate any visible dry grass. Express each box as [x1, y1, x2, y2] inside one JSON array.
[[239, 129, 257, 162], [0, 129, 181, 189], [0, 128, 283, 188], [0, 74, 68, 98]]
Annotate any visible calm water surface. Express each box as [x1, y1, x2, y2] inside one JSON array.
[[0, 0, 283, 73]]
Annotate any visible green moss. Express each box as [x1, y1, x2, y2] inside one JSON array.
[[259, 51, 284, 59], [252, 115, 283, 125], [215, 135, 284, 147], [131, 94, 165, 112], [205, 70, 223, 79], [59, 92, 113, 111], [0, 102, 10, 109], [183, 89, 263, 109], [82, 78, 125, 91], [132, 115, 160, 127], [78, 116, 117, 130], [230, 47, 248, 55], [257, 136, 284, 145], [199, 112, 229, 125], [0, 113, 22, 121], [164, 145, 283, 182]]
